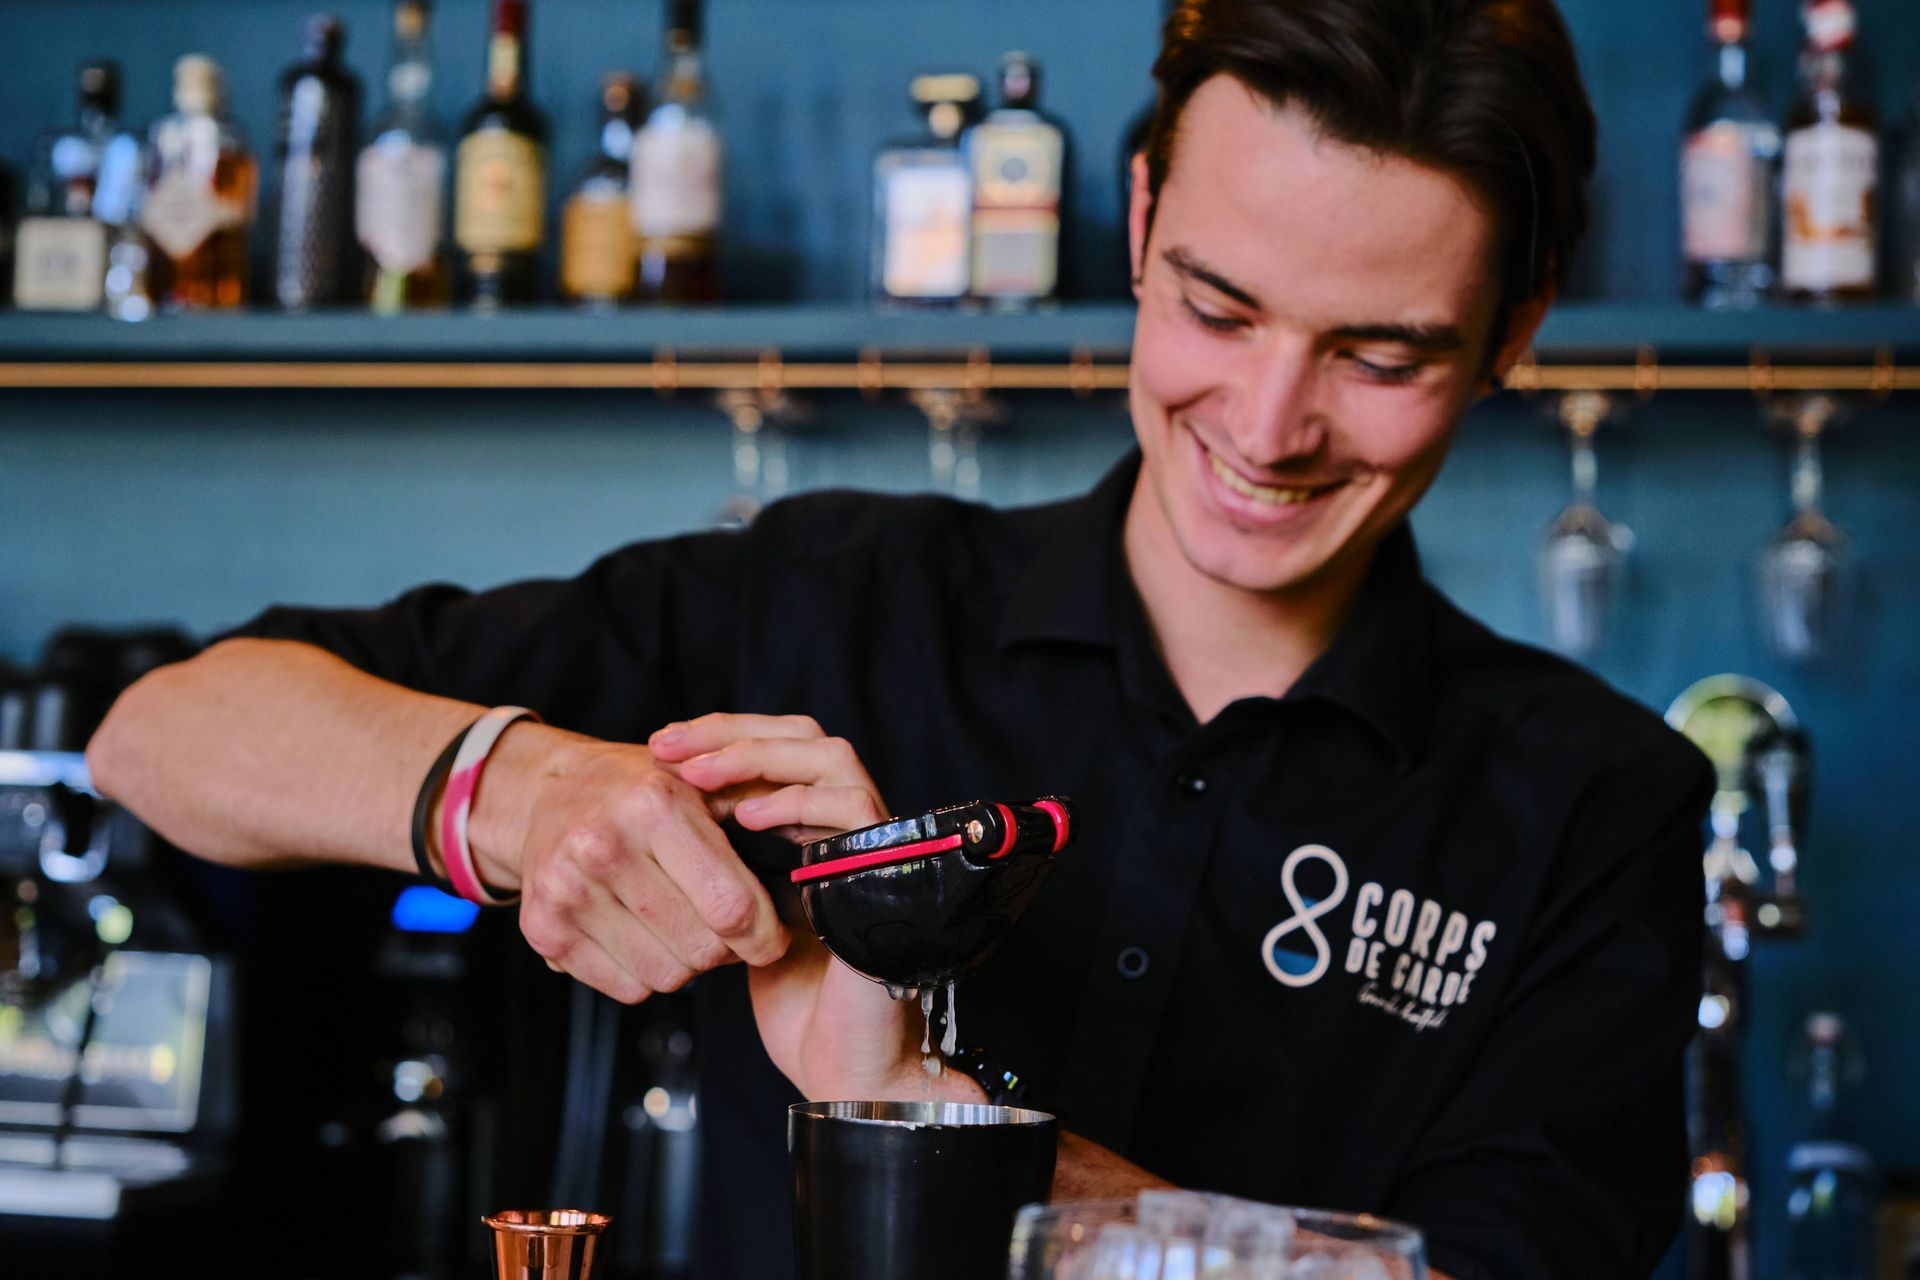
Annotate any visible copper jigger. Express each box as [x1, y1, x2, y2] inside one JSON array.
[[483, 1209, 612, 1280]]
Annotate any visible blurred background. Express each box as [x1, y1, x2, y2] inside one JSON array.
[[0, 1, 1917, 1278]]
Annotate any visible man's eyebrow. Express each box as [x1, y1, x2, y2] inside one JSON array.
[[1329, 323, 1466, 353], [1162, 246, 1262, 310]]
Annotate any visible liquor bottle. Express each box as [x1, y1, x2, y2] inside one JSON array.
[[631, 0, 722, 304], [966, 53, 1066, 307], [454, 0, 547, 310], [1780, 0, 1878, 305], [561, 73, 642, 308], [358, 0, 449, 312], [1680, 0, 1779, 308], [1784, 1012, 1876, 1280], [872, 74, 980, 306], [141, 55, 258, 311], [14, 61, 128, 311], [273, 14, 362, 310]]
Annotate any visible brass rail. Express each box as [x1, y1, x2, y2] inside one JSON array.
[[0, 356, 1914, 393]]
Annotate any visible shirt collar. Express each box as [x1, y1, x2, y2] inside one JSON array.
[[996, 449, 1434, 766]]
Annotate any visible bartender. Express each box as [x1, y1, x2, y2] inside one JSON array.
[[85, 0, 1711, 1276]]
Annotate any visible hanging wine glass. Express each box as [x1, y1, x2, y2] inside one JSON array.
[[712, 387, 799, 528], [911, 388, 999, 500], [1759, 393, 1848, 663], [1538, 391, 1634, 658]]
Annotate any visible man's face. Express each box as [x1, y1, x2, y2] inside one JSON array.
[[1126, 76, 1540, 599]]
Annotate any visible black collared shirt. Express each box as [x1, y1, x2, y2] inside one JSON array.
[[230, 452, 1711, 1280]]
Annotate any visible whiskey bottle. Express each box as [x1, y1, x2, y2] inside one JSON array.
[[561, 73, 642, 308], [967, 53, 1066, 307], [15, 61, 128, 311], [358, 0, 449, 312], [1680, 0, 1779, 308], [455, 0, 547, 309], [872, 74, 979, 306], [1780, 0, 1878, 304], [142, 55, 258, 311], [631, 0, 722, 304], [273, 14, 362, 310]]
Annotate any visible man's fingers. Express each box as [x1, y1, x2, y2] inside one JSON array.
[[675, 736, 873, 793], [647, 712, 825, 761], [596, 848, 744, 974], [734, 784, 888, 836], [644, 797, 791, 966], [532, 933, 655, 1006]]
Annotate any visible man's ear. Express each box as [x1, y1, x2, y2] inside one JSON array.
[[1127, 152, 1153, 301], [1481, 283, 1556, 398]]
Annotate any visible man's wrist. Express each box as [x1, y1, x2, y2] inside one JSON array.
[[456, 717, 558, 891]]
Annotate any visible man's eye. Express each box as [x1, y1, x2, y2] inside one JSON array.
[[1180, 297, 1244, 333], [1348, 354, 1421, 384]]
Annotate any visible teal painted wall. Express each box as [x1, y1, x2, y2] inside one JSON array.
[[2, 3, 1919, 1277]]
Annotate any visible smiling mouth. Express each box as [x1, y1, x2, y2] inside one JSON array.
[[1202, 444, 1342, 507]]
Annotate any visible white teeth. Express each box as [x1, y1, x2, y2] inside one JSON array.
[[1207, 451, 1324, 505]]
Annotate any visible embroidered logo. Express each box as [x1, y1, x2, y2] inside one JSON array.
[[1258, 842, 1501, 1034]]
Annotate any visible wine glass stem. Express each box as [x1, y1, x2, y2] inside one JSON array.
[[1791, 436, 1822, 515]]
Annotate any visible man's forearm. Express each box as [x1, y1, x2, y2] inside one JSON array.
[[85, 637, 484, 873], [1052, 1131, 1174, 1201]]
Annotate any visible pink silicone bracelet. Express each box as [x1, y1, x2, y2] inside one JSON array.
[[439, 706, 539, 906]]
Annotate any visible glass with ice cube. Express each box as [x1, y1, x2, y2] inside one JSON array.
[[1007, 1189, 1426, 1280]]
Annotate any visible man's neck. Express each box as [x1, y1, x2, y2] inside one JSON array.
[[1121, 477, 1375, 726]]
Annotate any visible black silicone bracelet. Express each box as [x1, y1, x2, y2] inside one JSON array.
[[411, 719, 478, 890]]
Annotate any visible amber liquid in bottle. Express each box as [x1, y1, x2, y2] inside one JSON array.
[[632, 0, 721, 303], [144, 55, 258, 311]]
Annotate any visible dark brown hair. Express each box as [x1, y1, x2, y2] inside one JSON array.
[[1143, 0, 1596, 322]]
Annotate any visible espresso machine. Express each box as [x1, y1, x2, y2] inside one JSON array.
[[1667, 676, 1811, 1280], [0, 627, 243, 1270]]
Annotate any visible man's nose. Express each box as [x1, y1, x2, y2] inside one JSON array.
[[1229, 332, 1328, 464]]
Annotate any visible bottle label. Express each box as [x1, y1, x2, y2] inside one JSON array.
[[879, 161, 970, 299], [140, 169, 242, 261], [561, 191, 636, 298], [1682, 122, 1770, 263], [631, 116, 722, 238], [13, 217, 108, 310], [455, 130, 545, 253], [971, 208, 1060, 299], [358, 140, 446, 274], [970, 121, 1064, 211], [1782, 123, 1877, 291]]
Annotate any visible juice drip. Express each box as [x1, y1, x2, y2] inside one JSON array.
[[942, 978, 959, 1058], [919, 988, 935, 1056]]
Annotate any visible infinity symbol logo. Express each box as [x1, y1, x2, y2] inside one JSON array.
[[1261, 844, 1350, 989]]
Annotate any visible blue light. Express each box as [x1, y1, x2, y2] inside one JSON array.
[[392, 886, 481, 934]]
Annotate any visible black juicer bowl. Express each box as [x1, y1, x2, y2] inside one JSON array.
[[792, 797, 1074, 989]]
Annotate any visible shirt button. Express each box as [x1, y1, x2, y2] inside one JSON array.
[[1116, 946, 1151, 979], [1174, 773, 1209, 797]]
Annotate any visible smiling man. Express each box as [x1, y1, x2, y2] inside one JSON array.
[[88, 1, 1712, 1278]]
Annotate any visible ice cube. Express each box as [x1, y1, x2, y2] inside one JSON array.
[[1137, 1188, 1217, 1238], [1202, 1198, 1295, 1277], [1085, 1222, 1169, 1280], [1286, 1247, 1394, 1280]]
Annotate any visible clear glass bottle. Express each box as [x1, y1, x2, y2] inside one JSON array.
[[454, 0, 547, 310], [872, 74, 980, 307], [631, 0, 722, 304], [966, 53, 1066, 308], [1780, 0, 1879, 304], [358, 0, 449, 313], [141, 54, 258, 311], [1680, 0, 1779, 308], [274, 13, 362, 310], [561, 73, 642, 309], [1784, 1012, 1876, 1280], [14, 61, 127, 311]]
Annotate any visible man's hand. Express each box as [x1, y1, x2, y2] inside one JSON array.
[[650, 713, 985, 1104], [464, 722, 790, 1004]]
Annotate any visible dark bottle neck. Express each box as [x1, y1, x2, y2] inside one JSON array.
[[487, 0, 529, 101]]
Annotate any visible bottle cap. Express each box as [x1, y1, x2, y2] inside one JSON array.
[[998, 52, 1039, 108], [78, 60, 122, 116], [1802, 0, 1856, 51], [173, 54, 224, 113], [601, 71, 639, 119], [669, 0, 703, 43], [394, 0, 428, 40], [1708, 0, 1749, 43], [305, 12, 346, 60]]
